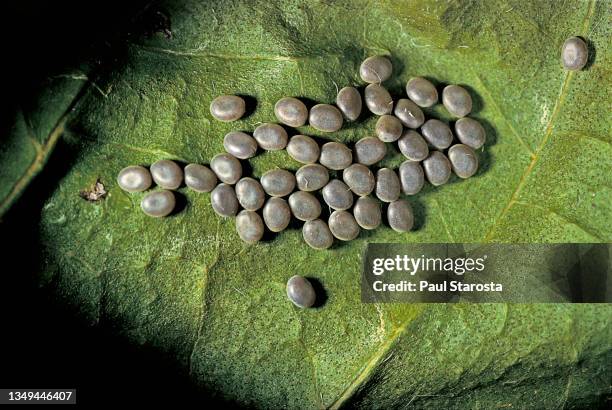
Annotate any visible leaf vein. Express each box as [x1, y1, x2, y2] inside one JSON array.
[[136, 44, 309, 63], [0, 114, 67, 216], [483, 71, 573, 241], [433, 199, 456, 242], [470, 70, 535, 157], [483, 0, 597, 241], [514, 201, 602, 240], [189, 219, 222, 376]]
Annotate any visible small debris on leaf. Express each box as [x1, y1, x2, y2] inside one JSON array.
[[80, 179, 107, 202]]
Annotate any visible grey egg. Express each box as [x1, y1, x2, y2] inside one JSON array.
[[375, 168, 401, 203], [296, 164, 329, 191], [210, 95, 246, 122], [184, 164, 217, 193], [405, 77, 438, 107], [141, 190, 176, 217], [117, 165, 152, 192], [288, 191, 322, 221], [235, 210, 264, 244], [397, 129, 429, 161], [261, 169, 296, 197], [422, 151, 452, 186], [353, 196, 382, 230], [322, 179, 354, 211], [263, 197, 291, 232], [309, 104, 343, 132], [561, 36, 588, 71], [393, 98, 425, 129], [421, 119, 454, 150], [364, 84, 393, 115], [150, 159, 183, 190], [448, 144, 479, 179], [223, 131, 258, 159], [235, 177, 265, 211], [286, 275, 316, 308], [343, 163, 375, 196], [454, 117, 486, 149], [359, 55, 392, 83], [274, 97, 308, 127], [287, 135, 320, 164], [354, 137, 386, 166], [253, 123, 288, 151], [336, 86, 362, 121], [387, 199, 414, 232], [211, 183, 239, 217], [319, 142, 352, 170], [328, 210, 360, 241], [211, 153, 242, 184], [375, 115, 403, 142], [302, 219, 334, 250], [442, 85, 472, 117], [398, 160, 425, 195]]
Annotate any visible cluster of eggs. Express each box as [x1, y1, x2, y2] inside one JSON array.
[[117, 55, 487, 250], [116, 35, 588, 307]]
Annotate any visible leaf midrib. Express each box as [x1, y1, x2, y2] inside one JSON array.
[[483, 0, 597, 242]]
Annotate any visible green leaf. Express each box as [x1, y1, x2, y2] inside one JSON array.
[[0, 76, 88, 215], [3, 0, 612, 408]]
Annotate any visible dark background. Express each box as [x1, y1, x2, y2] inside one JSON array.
[[0, 1, 233, 406]]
